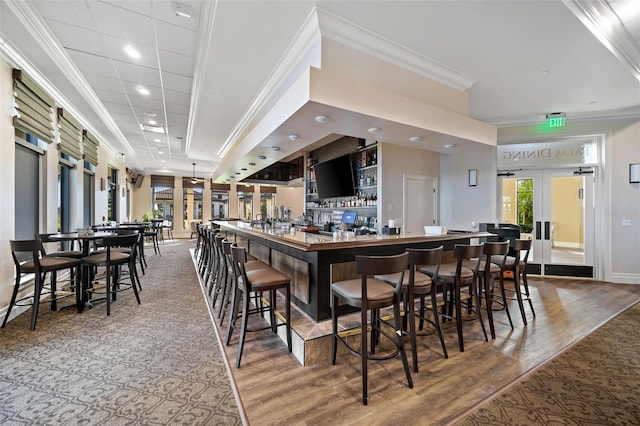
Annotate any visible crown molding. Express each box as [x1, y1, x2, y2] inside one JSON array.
[[563, 0, 640, 82], [216, 6, 322, 159], [2, 0, 136, 159]]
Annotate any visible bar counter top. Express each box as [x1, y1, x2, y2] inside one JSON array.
[[213, 220, 491, 252]]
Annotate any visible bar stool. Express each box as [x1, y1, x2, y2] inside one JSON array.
[[469, 241, 513, 339], [225, 244, 292, 368], [331, 252, 413, 405], [81, 234, 141, 316], [420, 244, 487, 352], [3, 240, 82, 330], [375, 246, 447, 372], [218, 240, 269, 325], [492, 239, 535, 325]]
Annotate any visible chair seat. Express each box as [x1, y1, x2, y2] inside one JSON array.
[[420, 263, 474, 280], [82, 252, 130, 266], [332, 278, 395, 303], [490, 255, 524, 269], [375, 270, 432, 290], [239, 267, 290, 291], [245, 260, 269, 271], [92, 247, 132, 255], [462, 259, 501, 273], [21, 256, 81, 273], [44, 250, 84, 259]]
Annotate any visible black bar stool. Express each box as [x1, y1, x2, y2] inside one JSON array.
[[331, 252, 412, 405], [225, 244, 292, 368]]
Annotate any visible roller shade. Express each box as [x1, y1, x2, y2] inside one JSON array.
[[12, 69, 55, 144], [82, 130, 100, 166], [260, 186, 277, 193], [182, 177, 203, 189], [237, 185, 254, 193], [211, 183, 230, 191], [57, 108, 82, 159], [150, 175, 175, 188]]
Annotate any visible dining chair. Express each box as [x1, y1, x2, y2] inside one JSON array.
[[81, 234, 141, 316], [3, 239, 82, 330]]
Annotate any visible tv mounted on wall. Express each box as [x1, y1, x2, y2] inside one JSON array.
[[314, 154, 356, 199]]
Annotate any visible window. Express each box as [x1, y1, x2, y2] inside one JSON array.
[[58, 160, 71, 233], [237, 186, 254, 221], [150, 175, 175, 222], [183, 186, 203, 229], [83, 162, 94, 228], [212, 190, 229, 219], [107, 166, 118, 222], [260, 186, 277, 220], [15, 140, 42, 240], [517, 178, 534, 233]]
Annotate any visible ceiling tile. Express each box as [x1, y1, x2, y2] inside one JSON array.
[[66, 50, 119, 79], [161, 72, 192, 93], [101, 35, 160, 70], [87, 1, 156, 45], [159, 50, 195, 77], [114, 61, 161, 87], [33, 0, 95, 31], [155, 20, 199, 56], [44, 19, 108, 57]]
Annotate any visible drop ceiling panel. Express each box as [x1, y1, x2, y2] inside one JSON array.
[[87, 1, 156, 46], [158, 50, 195, 77], [114, 61, 162, 87], [155, 20, 200, 56], [161, 72, 192, 93], [66, 50, 119, 79], [32, 1, 95, 32], [83, 73, 124, 92], [163, 88, 191, 106], [44, 19, 108, 57], [92, 88, 130, 105], [100, 35, 160, 70]]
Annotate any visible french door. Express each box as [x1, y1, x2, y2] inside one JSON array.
[[499, 168, 595, 277]]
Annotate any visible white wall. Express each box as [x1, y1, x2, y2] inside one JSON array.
[[439, 144, 497, 230]]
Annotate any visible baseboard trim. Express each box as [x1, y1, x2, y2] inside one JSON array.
[[610, 273, 640, 284]]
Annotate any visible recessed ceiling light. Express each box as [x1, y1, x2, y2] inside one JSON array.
[[158, 151, 164, 154], [123, 44, 141, 59], [444, 143, 456, 148], [315, 115, 329, 123], [153, 138, 161, 142], [258, 155, 267, 160], [288, 134, 299, 141], [271, 146, 280, 151], [248, 162, 256, 166], [136, 86, 150, 96], [160, 160, 165, 163], [148, 120, 157, 125], [174, 2, 193, 18], [241, 168, 247, 171], [144, 111, 157, 117], [176, 136, 184, 140], [409, 136, 422, 142], [235, 172, 241, 175], [368, 127, 381, 133]]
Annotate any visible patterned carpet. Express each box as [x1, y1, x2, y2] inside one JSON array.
[[0, 239, 241, 425], [459, 302, 640, 425]]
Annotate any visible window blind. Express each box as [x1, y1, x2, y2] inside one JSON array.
[[57, 108, 82, 159], [82, 130, 100, 166], [211, 183, 231, 191], [182, 177, 203, 189], [150, 175, 175, 188], [12, 69, 55, 144]]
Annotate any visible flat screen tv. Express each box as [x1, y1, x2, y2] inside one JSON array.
[[314, 154, 356, 199]]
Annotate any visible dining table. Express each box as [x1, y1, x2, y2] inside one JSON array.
[[48, 231, 115, 310]]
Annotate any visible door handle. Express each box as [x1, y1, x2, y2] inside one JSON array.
[[535, 221, 541, 240], [544, 221, 550, 240]]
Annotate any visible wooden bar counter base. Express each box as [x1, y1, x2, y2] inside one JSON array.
[[214, 221, 491, 365]]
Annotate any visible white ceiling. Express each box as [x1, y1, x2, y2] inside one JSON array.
[[1, 0, 639, 182]]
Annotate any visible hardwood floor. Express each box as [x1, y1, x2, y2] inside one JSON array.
[[205, 276, 640, 425]]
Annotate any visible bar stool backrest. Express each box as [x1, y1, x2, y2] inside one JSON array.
[[356, 252, 409, 293], [407, 246, 443, 282]]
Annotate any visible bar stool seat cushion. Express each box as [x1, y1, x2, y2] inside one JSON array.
[[239, 267, 290, 291], [332, 278, 395, 303], [375, 270, 432, 289], [462, 259, 501, 273], [245, 260, 270, 272], [44, 250, 84, 259], [421, 263, 474, 279], [491, 255, 524, 268], [21, 256, 81, 273], [82, 252, 130, 266]]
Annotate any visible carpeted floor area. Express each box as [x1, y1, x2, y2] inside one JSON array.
[[458, 302, 640, 425], [0, 239, 241, 425]]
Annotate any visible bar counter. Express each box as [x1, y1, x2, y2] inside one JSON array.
[[215, 220, 490, 321]]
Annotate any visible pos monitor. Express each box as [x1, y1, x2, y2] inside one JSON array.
[[341, 211, 357, 228]]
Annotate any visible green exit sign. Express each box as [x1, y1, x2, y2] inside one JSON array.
[[547, 116, 566, 127]]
